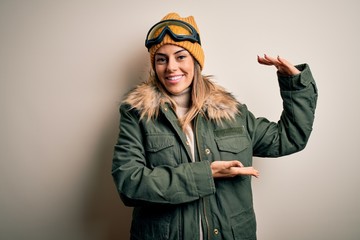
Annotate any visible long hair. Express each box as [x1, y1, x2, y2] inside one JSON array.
[[149, 61, 216, 131]]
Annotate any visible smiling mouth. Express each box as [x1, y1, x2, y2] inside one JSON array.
[[166, 75, 184, 83]]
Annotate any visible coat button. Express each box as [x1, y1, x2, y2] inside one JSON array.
[[186, 141, 190, 145], [205, 148, 211, 155], [214, 228, 219, 235], [164, 107, 168, 111]]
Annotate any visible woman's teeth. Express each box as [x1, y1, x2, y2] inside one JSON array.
[[167, 75, 183, 81]]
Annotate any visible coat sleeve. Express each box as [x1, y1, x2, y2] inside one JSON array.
[[111, 104, 216, 206], [247, 63, 318, 157]]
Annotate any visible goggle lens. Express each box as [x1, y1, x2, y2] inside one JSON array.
[[145, 19, 201, 50]]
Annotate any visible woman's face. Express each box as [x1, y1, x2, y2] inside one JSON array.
[[154, 44, 195, 95]]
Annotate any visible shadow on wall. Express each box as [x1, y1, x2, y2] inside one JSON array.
[[81, 49, 149, 240]]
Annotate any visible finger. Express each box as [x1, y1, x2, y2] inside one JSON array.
[[229, 160, 243, 168], [258, 58, 274, 66], [236, 167, 260, 177], [277, 56, 301, 75], [277, 55, 292, 65], [264, 54, 281, 66], [277, 56, 292, 68], [257, 55, 273, 66]]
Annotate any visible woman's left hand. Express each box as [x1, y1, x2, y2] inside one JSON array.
[[211, 160, 260, 178], [257, 54, 301, 76]]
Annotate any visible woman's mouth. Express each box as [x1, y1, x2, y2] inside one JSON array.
[[166, 75, 184, 83]]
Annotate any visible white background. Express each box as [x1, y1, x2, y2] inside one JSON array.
[[1, 0, 359, 239]]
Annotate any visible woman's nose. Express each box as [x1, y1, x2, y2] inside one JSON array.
[[166, 57, 178, 72]]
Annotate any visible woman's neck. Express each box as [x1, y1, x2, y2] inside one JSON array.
[[170, 87, 191, 117], [170, 87, 191, 108]]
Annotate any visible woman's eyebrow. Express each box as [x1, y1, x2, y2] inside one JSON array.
[[155, 49, 187, 56], [174, 49, 187, 54], [155, 52, 167, 57]]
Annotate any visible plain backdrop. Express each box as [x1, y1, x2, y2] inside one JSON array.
[[1, 0, 359, 239]]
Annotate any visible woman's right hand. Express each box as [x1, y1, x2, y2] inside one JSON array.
[[211, 160, 260, 178]]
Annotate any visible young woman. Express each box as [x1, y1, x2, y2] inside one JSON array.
[[112, 12, 318, 240]]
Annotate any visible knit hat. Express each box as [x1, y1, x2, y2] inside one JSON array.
[[147, 12, 205, 70]]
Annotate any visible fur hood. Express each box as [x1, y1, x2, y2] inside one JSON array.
[[123, 81, 241, 123]]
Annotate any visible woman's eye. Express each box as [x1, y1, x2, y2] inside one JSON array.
[[177, 55, 186, 60], [156, 58, 166, 64]]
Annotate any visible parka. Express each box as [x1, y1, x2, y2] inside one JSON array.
[[112, 63, 318, 240]]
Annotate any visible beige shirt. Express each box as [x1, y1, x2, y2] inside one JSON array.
[[170, 88, 195, 162]]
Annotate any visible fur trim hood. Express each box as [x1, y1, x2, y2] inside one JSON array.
[[123, 81, 241, 123]]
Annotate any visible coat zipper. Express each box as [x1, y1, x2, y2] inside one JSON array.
[[195, 116, 211, 240]]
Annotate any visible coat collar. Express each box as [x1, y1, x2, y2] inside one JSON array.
[[123, 81, 240, 123]]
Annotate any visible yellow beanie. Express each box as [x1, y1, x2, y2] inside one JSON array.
[[148, 12, 205, 70]]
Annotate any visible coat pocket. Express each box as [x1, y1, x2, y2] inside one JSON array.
[[131, 217, 170, 240], [215, 135, 250, 153], [230, 207, 257, 240], [130, 207, 172, 240], [214, 133, 251, 165], [145, 134, 179, 168]]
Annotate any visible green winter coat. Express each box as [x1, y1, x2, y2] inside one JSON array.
[[112, 64, 318, 240]]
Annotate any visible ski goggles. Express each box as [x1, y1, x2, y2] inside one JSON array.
[[145, 19, 201, 50]]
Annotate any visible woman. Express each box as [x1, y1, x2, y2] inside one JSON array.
[[112, 12, 318, 240]]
